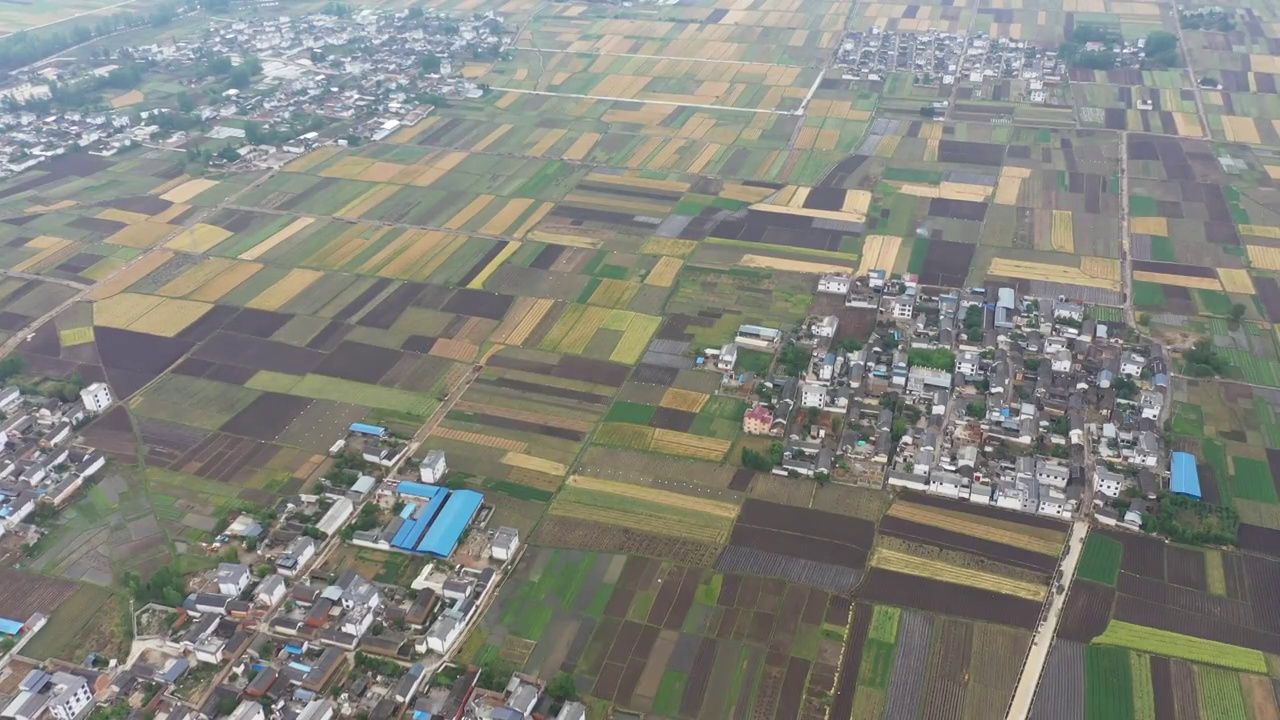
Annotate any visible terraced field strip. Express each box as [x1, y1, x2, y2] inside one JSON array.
[[869, 548, 1047, 601], [433, 426, 528, 452], [885, 501, 1065, 556], [1093, 621, 1268, 673]]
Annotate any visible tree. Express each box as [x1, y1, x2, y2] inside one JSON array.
[[908, 348, 956, 371], [420, 54, 441, 74], [740, 447, 774, 472], [1229, 303, 1246, 323], [768, 440, 784, 465], [1113, 376, 1138, 400], [1024, 358, 1041, 372], [1183, 338, 1227, 377], [1143, 31, 1181, 68], [547, 672, 578, 702], [966, 400, 986, 419], [0, 355, 24, 382]]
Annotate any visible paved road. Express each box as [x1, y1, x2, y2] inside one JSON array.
[[1006, 519, 1090, 719]]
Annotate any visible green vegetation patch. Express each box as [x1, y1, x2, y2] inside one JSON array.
[[736, 348, 773, 375], [1149, 235, 1176, 262], [1196, 289, 1234, 316], [604, 401, 657, 425], [1094, 621, 1268, 673], [1078, 534, 1124, 585], [1229, 457, 1279, 504], [884, 167, 944, 184], [1132, 281, 1166, 307], [1085, 645, 1134, 720], [481, 478, 555, 503]]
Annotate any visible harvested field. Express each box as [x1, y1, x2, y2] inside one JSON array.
[[878, 515, 1059, 573], [160, 178, 218, 203], [886, 500, 1065, 555], [531, 515, 722, 566], [0, 569, 78, 619], [869, 547, 1047, 601], [1058, 579, 1116, 643]]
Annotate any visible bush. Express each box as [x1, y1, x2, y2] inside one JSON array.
[[1143, 492, 1238, 546], [741, 448, 774, 472]]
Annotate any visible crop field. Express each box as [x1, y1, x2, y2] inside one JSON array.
[[461, 547, 852, 720]]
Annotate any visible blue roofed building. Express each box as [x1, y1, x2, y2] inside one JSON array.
[[1170, 452, 1201, 499], [418, 490, 484, 557], [394, 489, 450, 550], [349, 423, 387, 438]]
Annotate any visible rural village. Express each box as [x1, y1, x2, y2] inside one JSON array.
[[0, 0, 1278, 716]]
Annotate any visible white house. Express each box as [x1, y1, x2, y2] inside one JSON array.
[[1131, 432, 1161, 467], [214, 563, 251, 596], [1054, 301, 1084, 322], [426, 615, 463, 654], [297, 700, 334, 720], [255, 574, 287, 606], [79, 382, 113, 414], [419, 449, 448, 483], [1095, 464, 1127, 498], [816, 274, 851, 295], [867, 269, 887, 289], [891, 293, 916, 320], [227, 701, 266, 720], [1051, 349, 1072, 373], [1139, 390, 1163, 421], [277, 536, 316, 577], [956, 351, 982, 378], [490, 526, 520, 562], [811, 315, 839, 339], [716, 343, 738, 373], [1036, 459, 1070, 489], [3, 671, 94, 720], [1121, 352, 1145, 377], [799, 383, 826, 409]]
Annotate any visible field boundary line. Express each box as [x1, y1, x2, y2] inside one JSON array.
[[487, 86, 798, 115], [511, 45, 810, 69]]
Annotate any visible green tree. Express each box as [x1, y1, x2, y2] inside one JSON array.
[[420, 54, 441, 74], [965, 400, 986, 419], [547, 672, 578, 702], [741, 448, 774, 472], [1229, 303, 1246, 323]]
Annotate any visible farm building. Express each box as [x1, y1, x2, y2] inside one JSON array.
[[370, 483, 486, 558], [349, 423, 388, 438], [1170, 451, 1201, 499], [317, 497, 354, 537], [735, 324, 781, 349]]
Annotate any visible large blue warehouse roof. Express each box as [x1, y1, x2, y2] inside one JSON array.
[[1171, 451, 1201, 499], [393, 490, 450, 550], [349, 423, 386, 436], [0, 618, 24, 635], [417, 490, 484, 557], [397, 481, 445, 499]]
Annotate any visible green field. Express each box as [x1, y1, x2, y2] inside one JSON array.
[[1077, 534, 1124, 585], [1085, 645, 1134, 720], [1094, 621, 1269, 673]]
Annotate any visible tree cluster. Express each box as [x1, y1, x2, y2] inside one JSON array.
[[1183, 338, 1227, 377], [1142, 31, 1182, 69], [908, 347, 956, 371], [1143, 492, 1238, 546]]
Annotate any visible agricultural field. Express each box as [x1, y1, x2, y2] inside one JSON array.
[[1033, 530, 1280, 718]]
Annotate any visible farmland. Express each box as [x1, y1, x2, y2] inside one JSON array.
[[4, 0, 1280, 714]]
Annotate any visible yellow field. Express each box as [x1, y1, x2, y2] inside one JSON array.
[[1240, 225, 1280, 240], [660, 388, 709, 412], [493, 297, 555, 345], [1132, 270, 1223, 291], [149, 203, 191, 224], [640, 237, 698, 257], [501, 452, 569, 478], [1080, 256, 1121, 282], [156, 257, 237, 297], [526, 230, 603, 249], [610, 314, 661, 364], [588, 279, 639, 309], [433, 426, 528, 452], [94, 292, 166, 328], [97, 208, 151, 224], [871, 548, 1047, 601], [886, 501, 1065, 554], [10, 237, 71, 272], [995, 167, 1028, 205], [989, 258, 1121, 291], [1051, 210, 1075, 253], [58, 326, 95, 346], [160, 178, 219, 203], [1265, 165, 1280, 181], [1218, 267, 1256, 295], [166, 223, 232, 253], [127, 298, 213, 336], [1222, 115, 1263, 144], [645, 256, 684, 286], [1250, 53, 1280, 73], [567, 475, 738, 518], [751, 200, 866, 225], [106, 221, 177, 248], [26, 199, 77, 213], [740, 254, 851, 274], [236, 218, 314, 261], [649, 429, 731, 461], [246, 268, 324, 310], [429, 338, 480, 362], [857, 235, 901, 276], [110, 90, 144, 108], [1131, 216, 1168, 236], [187, 261, 263, 302], [1247, 245, 1280, 271], [284, 145, 341, 173], [87, 250, 173, 300], [467, 241, 522, 289]]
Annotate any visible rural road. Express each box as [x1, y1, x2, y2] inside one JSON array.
[[1006, 519, 1090, 719]]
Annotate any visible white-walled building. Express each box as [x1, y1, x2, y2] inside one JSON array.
[[490, 526, 520, 561], [79, 382, 113, 414], [419, 449, 448, 483]]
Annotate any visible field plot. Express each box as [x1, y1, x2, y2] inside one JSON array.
[[462, 547, 848, 720]]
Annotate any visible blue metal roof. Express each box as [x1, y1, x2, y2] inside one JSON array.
[[397, 481, 445, 499], [395, 490, 450, 550], [349, 423, 386, 436], [0, 618, 24, 635], [417, 490, 484, 557], [399, 502, 416, 519], [1171, 452, 1201, 499]]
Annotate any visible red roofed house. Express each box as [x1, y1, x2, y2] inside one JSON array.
[[742, 406, 774, 436]]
